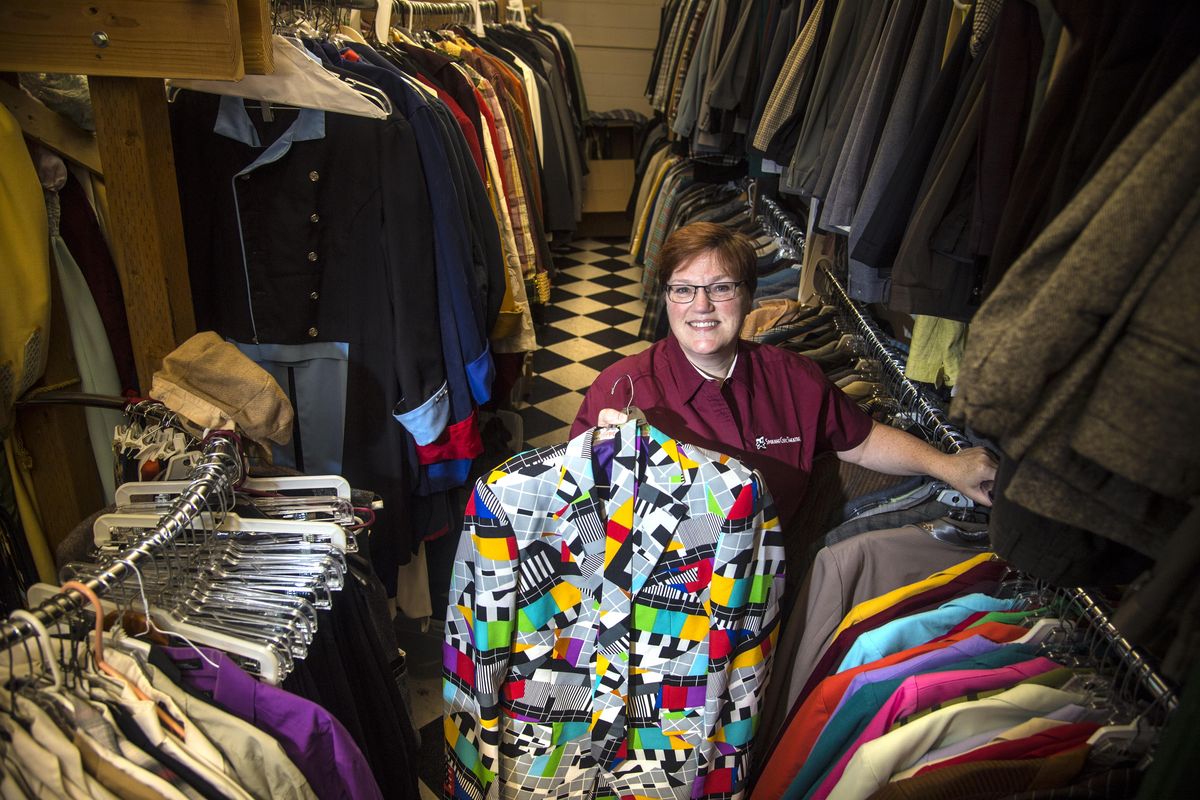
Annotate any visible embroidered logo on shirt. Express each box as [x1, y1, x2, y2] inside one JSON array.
[[755, 434, 802, 450]]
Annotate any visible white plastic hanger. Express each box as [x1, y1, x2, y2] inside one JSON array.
[[25, 583, 284, 685], [115, 473, 352, 507], [6, 610, 62, 691], [168, 35, 390, 119], [94, 513, 350, 553]]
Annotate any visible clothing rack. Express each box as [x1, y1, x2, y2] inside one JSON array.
[[0, 420, 243, 651], [747, 186, 1181, 722], [17, 391, 201, 450], [1057, 586, 1179, 715], [815, 262, 972, 455], [812, 265, 1183, 725], [755, 194, 806, 261], [750, 182, 970, 453]]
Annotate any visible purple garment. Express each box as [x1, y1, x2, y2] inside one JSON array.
[[162, 647, 383, 800], [832, 634, 1003, 717]]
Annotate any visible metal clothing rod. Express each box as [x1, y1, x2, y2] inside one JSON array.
[[757, 195, 806, 255], [0, 431, 243, 651], [816, 263, 971, 454], [1062, 587, 1179, 715]]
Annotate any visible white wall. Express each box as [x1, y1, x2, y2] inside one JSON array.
[[542, 0, 660, 115]]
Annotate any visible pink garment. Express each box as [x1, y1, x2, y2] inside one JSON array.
[[809, 657, 1060, 800]]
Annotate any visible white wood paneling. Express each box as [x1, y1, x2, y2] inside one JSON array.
[[544, 0, 660, 113]]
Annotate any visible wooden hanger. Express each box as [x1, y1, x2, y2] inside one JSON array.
[[60, 580, 187, 739]]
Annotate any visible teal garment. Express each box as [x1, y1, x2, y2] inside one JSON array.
[[784, 644, 1038, 800], [837, 593, 1023, 672]]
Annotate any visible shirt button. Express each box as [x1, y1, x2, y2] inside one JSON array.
[[309, 291, 320, 300], [308, 171, 320, 182], [310, 213, 320, 223], [307, 327, 318, 337], [307, 251, 318, 262], [238, 174, 250, 181]]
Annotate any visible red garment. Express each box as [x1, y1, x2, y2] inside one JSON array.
[[940, 610, 991, 639], [416, 74, 486, 179], [915, 724, 1100, 776], [414, 407, 484, 464], [792, 560, 1011, 706], [752, 621, 1030, 800], [571, 336, 873, 528]]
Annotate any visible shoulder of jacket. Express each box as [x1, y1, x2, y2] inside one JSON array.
[[751, 342, 824, 375]]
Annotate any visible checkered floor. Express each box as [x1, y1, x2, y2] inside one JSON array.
[[517, 238, 652, 449]]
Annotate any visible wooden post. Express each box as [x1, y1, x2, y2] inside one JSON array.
[[89, 76, 195, 390]]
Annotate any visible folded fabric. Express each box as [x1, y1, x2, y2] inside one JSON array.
[[151, 331, 293, 447], [796, 558, 1009, 707], [913, 722, 1099, 777], [810, 655, 1060, 800], [753, 622, 1031, 800], [866, 746, 1090, 800], [827, 684, 1085, 800], [890, 708, 1086, 778]]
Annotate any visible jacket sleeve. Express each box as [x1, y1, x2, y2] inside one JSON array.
[[443, 478, 518, 799], [705, 471, 785, 794], [381, 116, 451, 445]]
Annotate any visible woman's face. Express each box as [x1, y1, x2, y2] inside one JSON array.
[[664, 251, 751, 369]]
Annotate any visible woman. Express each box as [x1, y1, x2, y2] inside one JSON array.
[[571, 222, 995, 530]]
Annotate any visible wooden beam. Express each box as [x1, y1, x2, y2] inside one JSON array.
[[0, 0, 244, 80], [0, 80, 102, 174], [236, 0, 273, 75], [90, 76, 194, 389]]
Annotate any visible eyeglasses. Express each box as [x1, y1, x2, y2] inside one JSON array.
[[664, 281, 745, 303]]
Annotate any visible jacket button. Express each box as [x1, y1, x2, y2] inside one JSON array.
[[309, 291, 320, 300], [308, 170, 320, 182], [310, 213, 320, 223], [307, 251, 318, 262], [307, 327, 318, 337]]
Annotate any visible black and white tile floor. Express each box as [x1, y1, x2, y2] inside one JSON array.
[[403, 236, 648, 799], [516, 237, 652, 448]]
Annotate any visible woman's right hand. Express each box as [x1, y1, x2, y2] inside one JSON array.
[[597, 408, 629, 427]]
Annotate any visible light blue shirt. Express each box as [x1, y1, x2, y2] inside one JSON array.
[[836, 594, 1023, 673]]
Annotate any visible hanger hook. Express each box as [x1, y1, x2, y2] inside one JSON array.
[[8, 610, 62, 690], [610, 374, 635, 417]]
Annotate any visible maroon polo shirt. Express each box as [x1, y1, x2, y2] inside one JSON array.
[[571, 335, 874, 527]]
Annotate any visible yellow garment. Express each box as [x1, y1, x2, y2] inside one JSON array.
[[4, 438, 54, 583], [905, 315, 968, 388], [832, 552, 996, 639], [1047, 26, 1072, 90], [632, 147, 671, 235], [631, 156, 678, 256], [0, 104, 51, 438], [943, 0, 971, 67]]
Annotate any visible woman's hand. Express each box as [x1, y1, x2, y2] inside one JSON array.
[[936, 447, 998, 507], [597, 408, 629, 427]]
